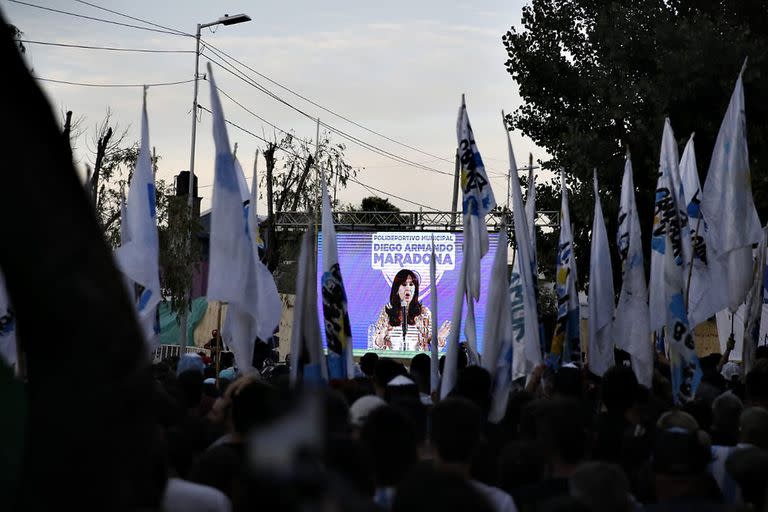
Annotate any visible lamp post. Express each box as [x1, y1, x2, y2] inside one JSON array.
[[181, 13, 251, 347]]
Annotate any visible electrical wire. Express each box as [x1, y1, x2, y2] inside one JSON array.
[[196, 104, 438, 211], [7, 0, 189, 36], [202, 49, 455, 178], [71, 0, 192, 36], [18, 39, 194, 53], [200, 39, 509, 179], [36, 77, 195, 88], [201, 40, 453, 166]]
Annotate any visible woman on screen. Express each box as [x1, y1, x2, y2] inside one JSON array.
[[371, 268, 450, 351]]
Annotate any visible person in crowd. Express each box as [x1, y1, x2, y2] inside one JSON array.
[[360, 405, 419, 510], [393, 464, 494, 512], [373, 357, 407, 397], [189, 376, 283, 507], [409, 352, 433, 405], [360, 352, 379, 378], [745, 359, 768, 408], [709, 391, 743, 447], [569, 462, 634, 512], [514, 398, 587, 511], [218, 351, 237, 381], [371, 269, 450, 351], [431, 398, 518, 512]]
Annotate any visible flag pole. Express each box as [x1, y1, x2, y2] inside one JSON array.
[[685, 214, 703, 310], [215, 301, 223, 387]]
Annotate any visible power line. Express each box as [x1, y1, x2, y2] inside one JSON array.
[[36, 77, 195, 88], [200, 39, 509, 179], [210, 82, 292, 138], [200, 40, 456, 167], [7, 0, 189, 37], [18, 39, 194, 53], [202, 48, 455, 178], [72, 0, 192, 36], [196, 104, 438, 211]]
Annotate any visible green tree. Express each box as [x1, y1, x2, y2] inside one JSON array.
[[73, 114, 201, 316], [503, 0, 768, 286], [260, 130, 360, 291]]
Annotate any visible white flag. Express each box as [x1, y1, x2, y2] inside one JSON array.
[[680, 134, 727, 327], [429, 235, 440, 394], [457, 95, 496, 301], [743, 227, 768, 375], [525, 165, 537, 271], [550, 170, 580, 365], [115, 90, 161, 353], [502, 116, 541, 373], [0, 272, 17, 368], [486, 228, 516, 423], [650, 119, 691, 332], [483, 225, 511, 376], [702, 62, 762, 312], [588, 171, 615, 377], [246, 154, 281, 344], [440, 256, 467, 399], [290, 228, 329, 385], [321, 169, 354, 380], [207, 66, 279, 373], [649, 119, 701, 404], [614, 154, 652, 388]]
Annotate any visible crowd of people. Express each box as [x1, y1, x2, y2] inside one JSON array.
[[147, 343, 768, 512]]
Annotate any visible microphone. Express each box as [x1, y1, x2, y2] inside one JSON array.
[[401, 300, 408, 345]]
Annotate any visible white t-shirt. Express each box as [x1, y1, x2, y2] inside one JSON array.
[[163, 477, 232, 512], [470, 480, 518, 512]]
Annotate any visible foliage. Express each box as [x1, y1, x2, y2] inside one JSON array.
[[503, 0, 768, 288], [74, 112, 200, 317], [261, 130, 358, 213]]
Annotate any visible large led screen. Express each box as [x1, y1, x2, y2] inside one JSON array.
[[317, 231, 499, 355]]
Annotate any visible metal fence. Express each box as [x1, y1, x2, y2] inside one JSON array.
[[274, 210, 559, 231]]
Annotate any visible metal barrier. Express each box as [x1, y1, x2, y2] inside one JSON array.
[[152, 344, 212, 363]]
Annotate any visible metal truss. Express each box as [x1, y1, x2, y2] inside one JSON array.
[[274, 210, 559, 231]]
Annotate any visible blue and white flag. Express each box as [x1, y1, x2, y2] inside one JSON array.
[[290, 228, 328, 386], [650, 119, 701, 404], [550, 171, 580, 365], [680, 134, 726, 328], [207, 66, 279, 373], [588, 171, 615, 377], [743, 227, 768, 375], [457, 94, 496, 302], [501, 115, 541, 378], [702, 61, 763, 312], [614, 154, 652, 388], [115, 90, 161, 353], [321, 168, 354, 380], [0, 272, 17, 368]]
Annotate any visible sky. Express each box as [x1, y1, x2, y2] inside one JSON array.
[[4, 0, 543, 213]]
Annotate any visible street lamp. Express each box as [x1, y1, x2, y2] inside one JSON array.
[[187, 13, 251, 211], [182, 13, 250, 347]]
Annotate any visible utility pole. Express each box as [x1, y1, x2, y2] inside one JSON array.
[[450, 148, 460, 230]]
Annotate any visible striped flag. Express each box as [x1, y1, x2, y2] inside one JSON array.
[[550, 171, 580, 365], [614, 153, 652, 387], [321, 168, 354, 380], [115, 90, 161, 354]]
